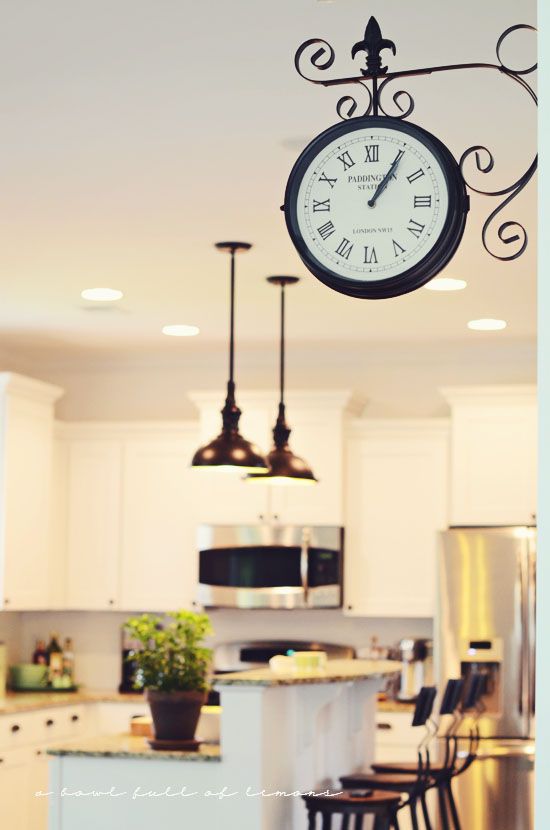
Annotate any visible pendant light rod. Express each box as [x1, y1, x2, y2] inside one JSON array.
[[267, 275, 299, 443], [216, 241, 251, 412]]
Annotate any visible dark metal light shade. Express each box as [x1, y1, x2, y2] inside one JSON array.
[[191, 388, 269, 473], [191, 429, 269, 473], [260, 446, 317, 484], [247, 403, 317, 485]]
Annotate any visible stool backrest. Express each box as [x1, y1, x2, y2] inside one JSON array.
[[411, 685, 437, 726], [439, 678, 464, 716], [462, 673, 485, 712]]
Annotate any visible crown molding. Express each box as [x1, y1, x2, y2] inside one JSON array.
[[440, 384, 537, 408], [0, 372, 64, 406]]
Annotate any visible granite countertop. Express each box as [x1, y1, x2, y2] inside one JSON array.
[[0, 690, 145, 714], [214, 658, 401, 687], [47, 734, 221, 762]]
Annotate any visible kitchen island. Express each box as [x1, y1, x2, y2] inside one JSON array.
[[47, 659, 400, 830]]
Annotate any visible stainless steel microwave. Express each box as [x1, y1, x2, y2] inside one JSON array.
[[196, 524, 344, 610]]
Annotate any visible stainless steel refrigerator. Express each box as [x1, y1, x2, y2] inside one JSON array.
[[437, 527, 535, 830]]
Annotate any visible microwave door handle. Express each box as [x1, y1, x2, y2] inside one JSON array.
[[300, 529, 310, 603]]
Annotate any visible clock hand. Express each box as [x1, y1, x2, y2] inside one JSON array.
[[367, 150, 404, 208]]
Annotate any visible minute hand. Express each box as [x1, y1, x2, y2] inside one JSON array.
[[368, 151, 404, 208]]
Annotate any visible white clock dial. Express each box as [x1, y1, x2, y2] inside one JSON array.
[[296, 125, 450, 282]]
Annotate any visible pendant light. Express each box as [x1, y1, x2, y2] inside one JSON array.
[[247, 276, 317, 485], [191, 242, 269, 474]]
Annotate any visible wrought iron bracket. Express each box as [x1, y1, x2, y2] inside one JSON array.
[[294, 17, 537, 262]]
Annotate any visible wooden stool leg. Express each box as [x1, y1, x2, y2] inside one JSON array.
[[354, 814, 364, 830], [341, 814, 350, 830], [322, 813, 333, 830], [446, 782, 462, 830], [392, 810, 401, 830], [373, 814, 391, 830], [420, 792, 433, 830], [308, 809, 317, 830]]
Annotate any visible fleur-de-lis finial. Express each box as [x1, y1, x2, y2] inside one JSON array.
[[351, 16, 396, 76]]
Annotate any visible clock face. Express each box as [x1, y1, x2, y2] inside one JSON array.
[[285, 117, 469, 299]]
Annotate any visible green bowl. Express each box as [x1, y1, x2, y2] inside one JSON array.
[[10, 663, 48, 690]]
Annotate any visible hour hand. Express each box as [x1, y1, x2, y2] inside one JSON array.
[[368, 150, 404, 208]]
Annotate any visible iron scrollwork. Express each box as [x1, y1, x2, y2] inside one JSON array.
[[294, 16, 537, 263]]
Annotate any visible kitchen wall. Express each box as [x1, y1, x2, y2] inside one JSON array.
[[12, 610, 432, 691]]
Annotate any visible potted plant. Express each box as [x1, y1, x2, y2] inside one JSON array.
[[124, 610, 213, 748]]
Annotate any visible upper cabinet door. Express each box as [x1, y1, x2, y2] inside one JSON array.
[[441, 386, 537, 526], [344, 421, 450, 618], [119, 431, 199, 611], [66, 441, 121, 610], [0, 374, 63, 610]]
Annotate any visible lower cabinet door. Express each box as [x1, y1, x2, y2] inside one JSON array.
[[0, 747, 31, 830]]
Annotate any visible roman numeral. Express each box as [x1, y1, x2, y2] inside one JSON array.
[[407, 168, 425, 184], [414, 195, 432, 207], [313, 199, 330, 212], [317, 221, 335, 241], [392, 239, 406, 257], [319, 173, 337, 188], [335, 238, 353, 259], [407, 219, 425, 239], [364, 246, 378, 265], [364, 144, 379, 163], [337, 151, 355, 171]]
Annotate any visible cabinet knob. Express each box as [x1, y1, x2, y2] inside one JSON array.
[[71, 714, 79, 722], [11, 724, 20, 733], [36, 749, 43, 756], [376, 722, 393, 731], [108, 599, 115, 606], [347, 605, 353, 611], [45, 718, 54, 727], [4, 598, 9, 606]]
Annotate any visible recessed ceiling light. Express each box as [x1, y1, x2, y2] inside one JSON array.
[[467, 318, 507, 331], [162, 324, 200, 337], [425, 278, 467, 292], [81, 287, 123, 302]]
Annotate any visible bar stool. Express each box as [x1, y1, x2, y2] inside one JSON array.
[[302, 789, 401, 829], [370, 674, 485, 830], [340, 687, 438, 830], [371, 679, 465, 830]]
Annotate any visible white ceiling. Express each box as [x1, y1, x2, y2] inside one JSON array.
[[0, 0, 537, 361]]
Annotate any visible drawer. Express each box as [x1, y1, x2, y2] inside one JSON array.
[[0, 711, 38, 751], [33, 705, 89, 745], [375, 711, 418, 748]]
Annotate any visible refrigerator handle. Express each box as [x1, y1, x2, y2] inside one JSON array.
[[528, 543, 536, 721], [519, 548, 530, 721]]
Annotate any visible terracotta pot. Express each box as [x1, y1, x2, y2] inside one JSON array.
[[145, 689, 207, 741]]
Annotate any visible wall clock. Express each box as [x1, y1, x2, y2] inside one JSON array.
[[284, 116, 469, 300]]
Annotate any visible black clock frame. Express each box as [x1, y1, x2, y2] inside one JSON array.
[[284, 116, 469, 300], [290, 17, 536, 271]]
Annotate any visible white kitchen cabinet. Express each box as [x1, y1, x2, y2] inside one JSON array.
[[189, 390, 361, 526], [120, 432, 199, 610], [441, 386, 537, 526], [0, 373, 63, 609], [0, 747, 31, 830], [344, 420, 449, 617], [60, 423, 201, 611], [65, 439, 122, 610]]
